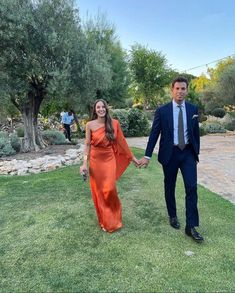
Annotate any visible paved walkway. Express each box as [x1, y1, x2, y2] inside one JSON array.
[[126, 134, 235, 204]]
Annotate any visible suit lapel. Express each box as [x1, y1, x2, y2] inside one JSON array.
[[185, 102, 192, 132], [167, 102, 174, 137]]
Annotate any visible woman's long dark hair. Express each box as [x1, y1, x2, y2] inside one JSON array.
[[91, 99, 115, 141]]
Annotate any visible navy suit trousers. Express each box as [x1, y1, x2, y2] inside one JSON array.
[[162, 145, 199, 228]]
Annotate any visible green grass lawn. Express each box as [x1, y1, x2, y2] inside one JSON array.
[[0, 148, 235, 292]]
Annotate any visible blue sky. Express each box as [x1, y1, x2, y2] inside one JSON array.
[[76, 0, 235, 76]]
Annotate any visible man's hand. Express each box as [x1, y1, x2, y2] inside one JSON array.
[[139, 157, 150, 168]]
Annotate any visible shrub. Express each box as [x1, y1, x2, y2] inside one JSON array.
[[10, 133, 21, 153], [42, 130, 67, 145], [224, 120, 235, 131], [199, 126, 207, 136], [16, 127, 24, 137], [0, 132, 16, 157], [127, 108, 150, 137], [145, 110, 155, 121], [201, 122, 226, 134], [211, 108, 226, 118], [112, 109, 129, 136]]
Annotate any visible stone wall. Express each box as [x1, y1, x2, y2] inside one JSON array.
[[0, 146, 84, 176]]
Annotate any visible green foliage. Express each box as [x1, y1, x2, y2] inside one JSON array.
[[83, 14, 130, 109], [201, 122, 226, 134], [204, 97, 221, 115], [16, 127, 24, 137], [42, 130, 67, 145], [199, 126, 207, 136], [0, 132, 16, 157], [112, 108, 150, 137], [129, 44, 172, 107], [187, 84, 204, 113], [111, 109, 129, 135], [127, 108, 150, 137], [199, 58, 235, 112], [216, 63, 235, 105], [224, 120, 235, 131], [9, 133, 21, 153], [211, 108, 226, 118]]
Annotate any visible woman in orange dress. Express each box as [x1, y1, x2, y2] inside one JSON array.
[[80, 99, 139, 232]]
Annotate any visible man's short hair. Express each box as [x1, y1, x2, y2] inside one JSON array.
[[172, 76, 189, 88]]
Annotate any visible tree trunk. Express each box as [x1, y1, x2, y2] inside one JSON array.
[[21, 94, 47, 152]]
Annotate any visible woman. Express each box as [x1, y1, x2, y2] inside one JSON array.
[[80, 99, 139, 233]]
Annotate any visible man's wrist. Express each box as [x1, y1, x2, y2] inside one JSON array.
[[144, 156, 151, 160]]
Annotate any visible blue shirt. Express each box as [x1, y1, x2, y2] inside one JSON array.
[[172, 100, 189, 145], [61, 112, 74, 125]]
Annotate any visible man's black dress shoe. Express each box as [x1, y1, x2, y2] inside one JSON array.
[[185, 227, 204, 242], [169, 217, 180, 229]]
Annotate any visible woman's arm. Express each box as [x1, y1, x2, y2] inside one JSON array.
[[80, 122, 91, 174]]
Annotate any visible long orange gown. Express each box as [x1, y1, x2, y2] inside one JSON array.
[[89, 119, 133, 232]]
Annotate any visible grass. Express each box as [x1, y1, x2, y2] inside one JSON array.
[[0, 148, 235, 292]]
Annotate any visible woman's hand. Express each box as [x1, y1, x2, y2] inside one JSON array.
[[132, 156, 140, 167], [80, 164, 88, 175]]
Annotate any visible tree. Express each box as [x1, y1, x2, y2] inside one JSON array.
[[0, 0, 81, 151], [207, 56, 235, 83], [216, 63, 235, 105], [129, 44, 172, 108], [198, 57, 235, 112], [82, 14, 130, 109], [191, 74, 210, 92]]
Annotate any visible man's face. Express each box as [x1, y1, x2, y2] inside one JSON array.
[[171, 82, 188, 104]]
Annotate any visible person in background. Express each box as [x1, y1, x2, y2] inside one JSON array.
[[61, 110, 74, 142]]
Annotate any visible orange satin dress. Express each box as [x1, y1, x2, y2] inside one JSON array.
[[89, 119, 133, 232]]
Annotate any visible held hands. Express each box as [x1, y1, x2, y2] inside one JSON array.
[[132, 156, 140, 167], [132, 156, 150, 168], [138, 157, 150, 168]]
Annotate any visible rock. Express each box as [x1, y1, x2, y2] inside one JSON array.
[[0, 147, 83, 176]]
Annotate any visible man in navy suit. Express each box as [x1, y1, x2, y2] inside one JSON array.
[[139, 76, 204, 242]]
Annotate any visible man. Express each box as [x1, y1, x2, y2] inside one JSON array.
[[61, 110, 74, 142], [139, 77, 204, 242]]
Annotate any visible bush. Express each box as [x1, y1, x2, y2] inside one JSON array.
[[16, 127, 24, 137], [10, 133, 21, 153], [199, 126, 207, 136], [42, 130, 67, 145], [112, 108, 150, 137], [145, 110, 155, 121], [112, 109, 129, 136], [0, 132, 16, 157], [224, 120, 235, 131], [127, 108, 150, 137], [201, 122, 226, 134], [211, 108, 226, 118]]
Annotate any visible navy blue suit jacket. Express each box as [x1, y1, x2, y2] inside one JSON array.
[[145, 101, 200, 165]]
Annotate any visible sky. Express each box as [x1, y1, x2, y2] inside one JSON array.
[[76, 0, 235, 77]]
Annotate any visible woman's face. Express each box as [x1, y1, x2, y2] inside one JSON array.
[[95, 101, 106, 118]]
